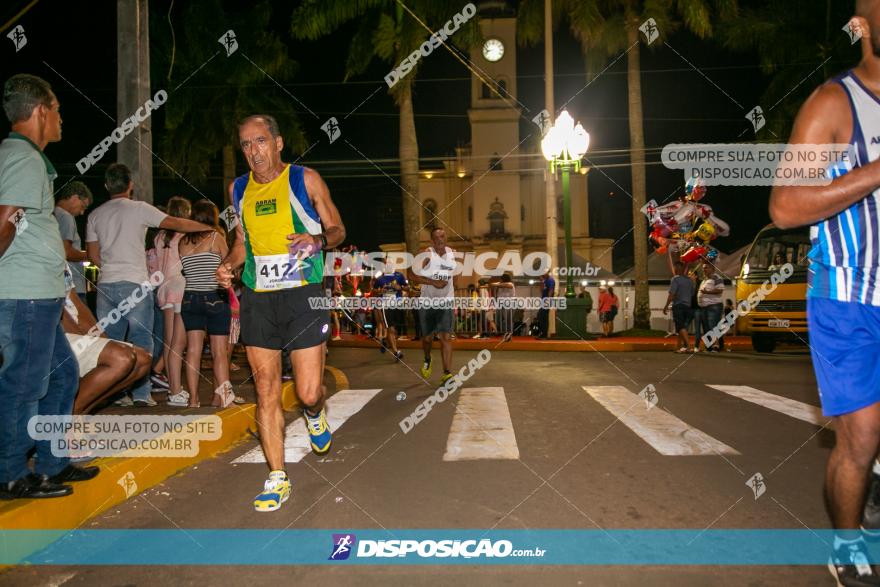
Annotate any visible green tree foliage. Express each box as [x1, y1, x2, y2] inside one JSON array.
[[150, 0, 306, 184]]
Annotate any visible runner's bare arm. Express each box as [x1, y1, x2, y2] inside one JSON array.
[[217, 222, 245, 288], [290, 167, 345, 251], [407, 252, 428, 286], [449, 249, 458, 290], [770, 82, 880, 229], [407, 251, 445, 289], [217, 182, 245, 287], [0, 205, 22, 259]]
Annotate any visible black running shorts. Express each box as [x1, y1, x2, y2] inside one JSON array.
[[383, 309, 406, 330], [240, 284, 330, 351], [419, 308, 454, 335]]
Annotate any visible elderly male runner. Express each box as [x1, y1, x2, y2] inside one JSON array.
[[770, 4, 880, 584], [217, 114, 345, 512]]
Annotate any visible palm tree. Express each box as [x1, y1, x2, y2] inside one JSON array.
[[519, 0, 736, 330], [291, 1, 480, 254], [151, 0, 307, 192], [720, 0, 856, 139]]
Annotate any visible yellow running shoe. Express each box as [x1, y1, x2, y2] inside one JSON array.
[[420, 357, 432, 379], [440, 372, 453, 385], [253, 470, 291, 512], [304, 407, 332, 455]]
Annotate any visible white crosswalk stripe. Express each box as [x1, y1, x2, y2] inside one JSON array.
[[443, 387, 520, 461], [231, 383, 822, 465], [228, 381, 832, 465], [232, 389, 382, 464], [706, 384, 831, 428], [583, 385, 740, 456]]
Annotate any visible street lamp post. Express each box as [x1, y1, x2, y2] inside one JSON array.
[[541, 110, 590, 298]]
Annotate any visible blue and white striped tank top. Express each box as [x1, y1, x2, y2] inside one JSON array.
[[808, 71, 880, 306]]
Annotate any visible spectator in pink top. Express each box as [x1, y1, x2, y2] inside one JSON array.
[[154, 196, 191, 405]]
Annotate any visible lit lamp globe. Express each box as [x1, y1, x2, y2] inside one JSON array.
[[569, 123, 590, 159], [556, 110, 574, 135], [541, 110, 590, 164], [541, 127, 563, 161]]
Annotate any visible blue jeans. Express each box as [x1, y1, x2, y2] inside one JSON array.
[[97, 281, 154, 401], [700, 303, 724, 350], [0, 298, 78, 483]]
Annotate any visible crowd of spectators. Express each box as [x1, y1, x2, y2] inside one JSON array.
[[0, 74, 243, 501]]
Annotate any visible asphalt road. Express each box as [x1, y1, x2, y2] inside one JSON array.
[[3, 346, 839, 586]]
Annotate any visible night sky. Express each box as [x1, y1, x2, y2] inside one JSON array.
[[0, 0, 862, 272]]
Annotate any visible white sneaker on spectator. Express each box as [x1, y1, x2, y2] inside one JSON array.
[[114, 395, 133, 407]]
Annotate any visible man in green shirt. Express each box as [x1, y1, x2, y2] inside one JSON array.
[[0, 74, 98, 501]]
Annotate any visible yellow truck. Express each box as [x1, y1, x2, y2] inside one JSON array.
[[735, 224, 811, 353]]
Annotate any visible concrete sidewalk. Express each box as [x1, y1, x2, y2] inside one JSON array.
[[0, 365, 348, 566], [329, 333, 754, 352]]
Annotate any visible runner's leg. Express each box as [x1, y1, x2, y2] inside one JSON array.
[[387, 324, 399, 355], [247, 346, 284, 471], [827, 403, 880, 531], [439, 332, 452, 373], [291, 344, 325, 411]]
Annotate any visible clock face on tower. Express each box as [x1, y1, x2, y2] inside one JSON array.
[[482, 38, 504, 62]]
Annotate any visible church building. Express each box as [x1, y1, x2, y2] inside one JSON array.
[[382, 1, 614, 281]]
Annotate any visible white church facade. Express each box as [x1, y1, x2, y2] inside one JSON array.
[[382, 3, 614, 282]]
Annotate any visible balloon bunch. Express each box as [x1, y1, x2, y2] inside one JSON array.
[[643, 177, 730, 265]]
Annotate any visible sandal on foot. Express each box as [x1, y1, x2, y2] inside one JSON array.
[[167, 390, 190, 406], [215, 381, 245, 408]]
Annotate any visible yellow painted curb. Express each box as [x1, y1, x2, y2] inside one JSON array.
[[281, 378, 298, 411], [329, 337, 755, 352], [325, 364, 350, 390], [0, 379, 306, 565]]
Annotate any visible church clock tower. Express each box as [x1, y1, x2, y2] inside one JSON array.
[[398, 0, 614, 285], [467, 1, 522, 240]]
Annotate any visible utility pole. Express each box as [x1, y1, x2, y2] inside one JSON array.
[[117, 0, 153, 203], [544, 0, 558, 335]]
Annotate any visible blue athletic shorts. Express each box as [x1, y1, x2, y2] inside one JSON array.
[[808, 296, 880, 416]]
